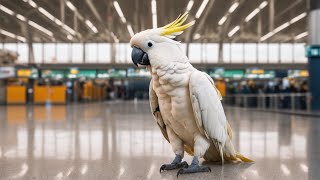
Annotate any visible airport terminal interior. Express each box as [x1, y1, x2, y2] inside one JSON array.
[[0, 0, 319, 179]]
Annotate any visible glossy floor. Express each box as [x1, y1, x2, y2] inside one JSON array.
[[0, 101, 319, 180]]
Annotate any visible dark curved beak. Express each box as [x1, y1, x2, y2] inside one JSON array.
[[131, 47, 150, 66]]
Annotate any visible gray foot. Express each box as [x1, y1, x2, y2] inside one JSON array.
[[177, 165, 211, 177], [160, 155, 188, 172], [176, 156, 211, 177]]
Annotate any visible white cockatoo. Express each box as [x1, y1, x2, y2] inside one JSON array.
[[130, 12, 252, 176]]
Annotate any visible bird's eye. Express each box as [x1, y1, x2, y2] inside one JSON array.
[[148, 42, 153, 47]]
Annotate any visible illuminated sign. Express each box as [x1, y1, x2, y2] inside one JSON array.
[[306, 45, 320, 58], [17, 68, 38, 78], [210, 69, 244, 79], [42, 70, 66, 79], [0, 67, 15, 79], [288, 70, 309, 78], [17, 69, 32, 77]]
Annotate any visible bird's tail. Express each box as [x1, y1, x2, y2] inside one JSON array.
[[236, 152, 254, 162]]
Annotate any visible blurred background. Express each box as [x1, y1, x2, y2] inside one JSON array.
[[0, 0, 319, 179]]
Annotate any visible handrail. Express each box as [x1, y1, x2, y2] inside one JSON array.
[[223, 92, 311, 112]]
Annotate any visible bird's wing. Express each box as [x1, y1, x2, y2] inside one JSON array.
[[149, 80, 169, 142], [189, 71, 228, 161]]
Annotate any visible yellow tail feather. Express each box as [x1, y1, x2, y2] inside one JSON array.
[[236, 152, 254, 162]]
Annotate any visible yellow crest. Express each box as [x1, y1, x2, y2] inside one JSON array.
[[160, 12, 195, 38]]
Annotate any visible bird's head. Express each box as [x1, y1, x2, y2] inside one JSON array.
[[130, 12, 195, 67]]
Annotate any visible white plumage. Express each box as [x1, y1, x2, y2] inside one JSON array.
[[130, 13, 252, 173]]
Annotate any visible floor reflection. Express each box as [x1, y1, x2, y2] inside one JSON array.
[[0, 101, 319, 179]]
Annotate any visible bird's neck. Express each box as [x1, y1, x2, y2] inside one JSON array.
[[150, 61, 194, 76]]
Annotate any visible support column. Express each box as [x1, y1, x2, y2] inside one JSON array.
[[60, 0, 65, 23], [269, 0, 274, 31], [308, 0, 320, 110]]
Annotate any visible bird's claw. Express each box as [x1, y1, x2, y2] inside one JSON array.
[[159, 161, 188, 173], [177, 165, 211, 177]]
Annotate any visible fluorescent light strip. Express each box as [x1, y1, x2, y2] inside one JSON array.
[[245, 8, 260, 22], [54, 19, 63, 26], [195, 0, 209, 19], [67, 34, 73, 40], [259, 1, 268, 9], [294, 32, 308, 40], [245, 1, 268, 22], [151, 0, 157, 28], [260, 32, 274, 41], [0, 29, 26, 42], [28, 0, 37, 8], [290, 12, 307, 24], [127, 24, 134, 37], [228, 25, 240, 37], [62, 25, 77, 35], [38, 7, 55, 21], [16, 14, 27, 21], [113, 1, 126, 23], [193, 33, 201, 40], [64, 1, 97, 33], [273, 22, 290, 33], [218, 16, 227, 25], [228, 2, 239, 13], [85, 20, 98, 33], [0, 5, 15, 15], [0, 29, 15, 38], [0, 3, 54, 38], [260, 12, 307, 41], [17, 36, 26, 42], [186, 0, 194, 11], [28, 20, 53, 37], [66, 1, 76, 11], [111, 32, 119, 43], [21, 0, 78, 36]]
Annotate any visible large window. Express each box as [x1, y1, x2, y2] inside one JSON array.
[[258, 43, 268, 63], [280, 44, 293, 63], [72, 43, 83, 63], [244, 43, 257, 63], [4, 43, 16, 52], [293, 43, 307, 63], [56, 43, 70, 63], [231, 43, 243, 63], [268, 44, 279, 63], [85, 43, 98, 63], [4, 42, 308, 65], [126, 44, 132, 63], [17, 43, 28, 63], [223, 43, 231, 63], [116, 43, 129, 63], [205, 43, 219, 63], [43, 43, 56, 63], [33, 43, 43, 63], [98, 43, 110, 63]]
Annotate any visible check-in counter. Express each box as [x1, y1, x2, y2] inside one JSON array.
[[34, 85, 66, 104], [34, 86, 49, 104], [6, 85, 26, 104], [215, 80, 226, 97], [50, 86, 66, 104]]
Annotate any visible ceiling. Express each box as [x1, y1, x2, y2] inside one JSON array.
[[0, 0, 309, 43]]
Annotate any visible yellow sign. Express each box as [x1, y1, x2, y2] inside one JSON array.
[[251, 69, 265, 74], [299, 70, 309, 77], [70, 69, 79, 74], [17, 69, 32, 77]]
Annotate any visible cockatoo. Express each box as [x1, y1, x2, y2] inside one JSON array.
[[130, 12, 253, 176]]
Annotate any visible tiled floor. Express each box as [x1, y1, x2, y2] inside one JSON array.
[[0, 101, 319, 180]]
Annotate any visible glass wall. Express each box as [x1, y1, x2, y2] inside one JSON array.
[[1, 42, 307, 64]]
